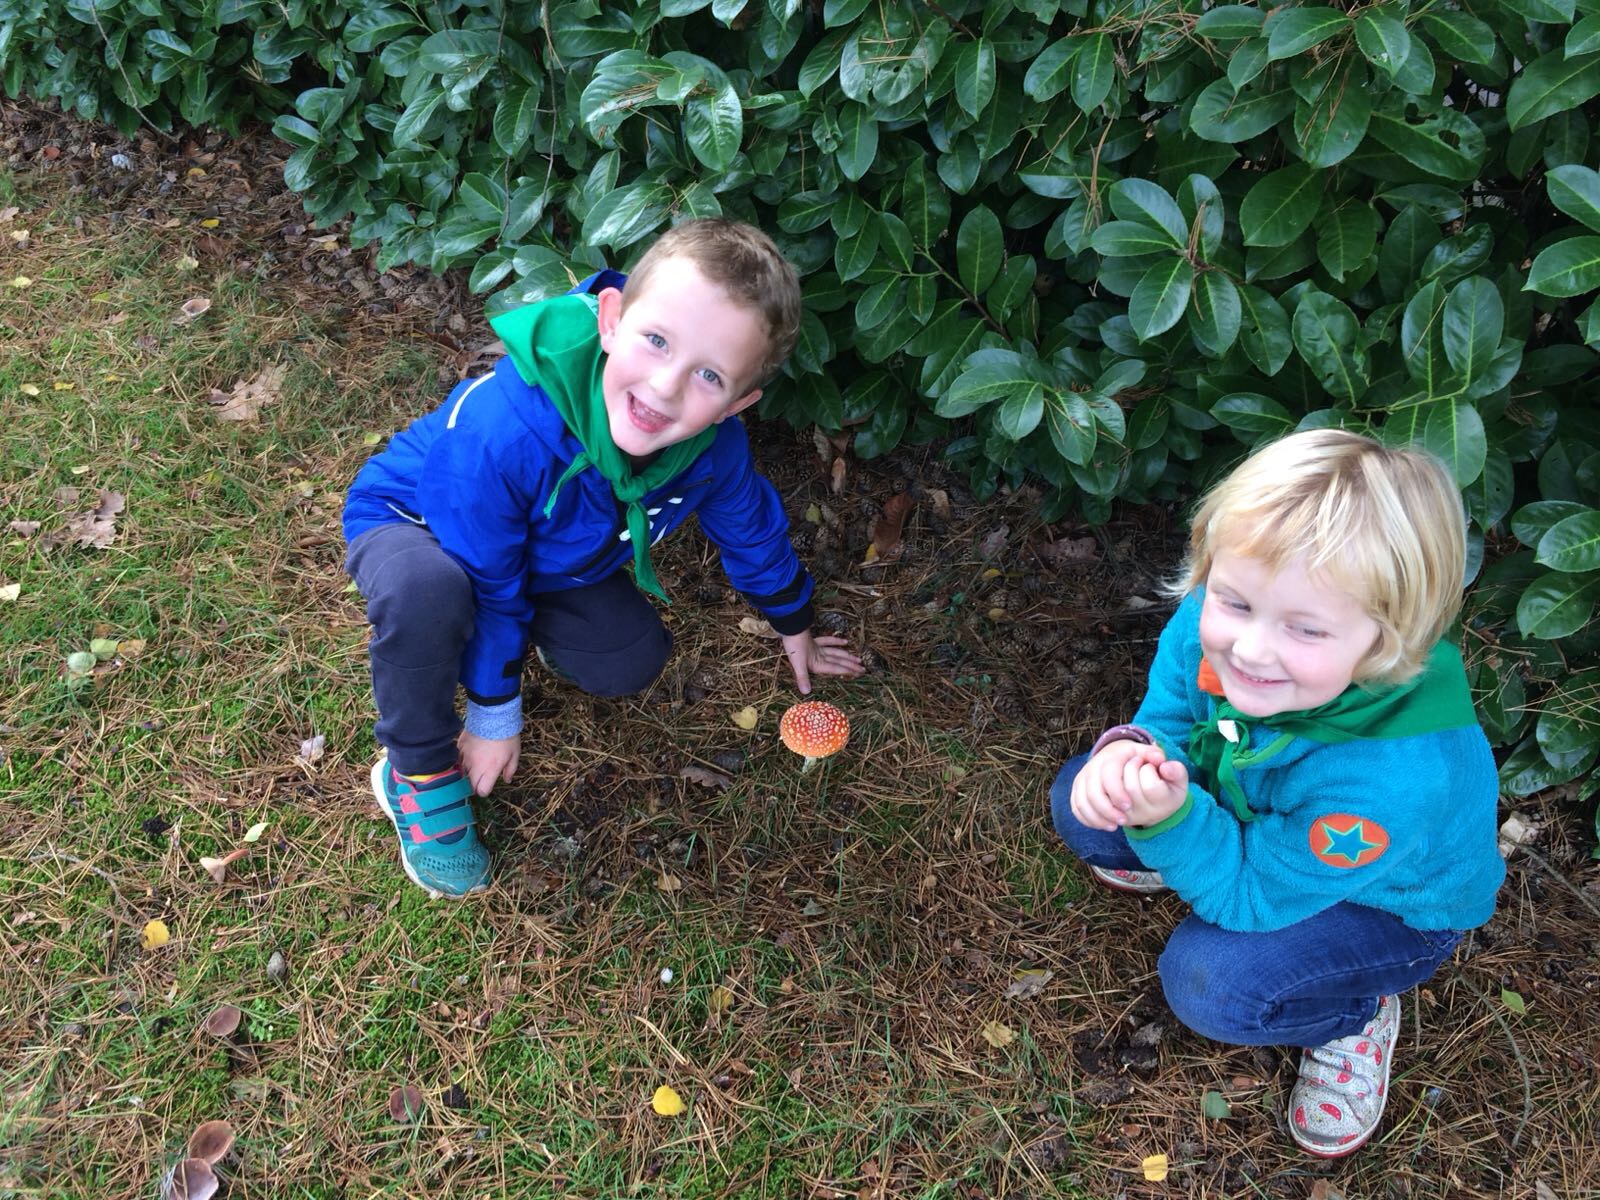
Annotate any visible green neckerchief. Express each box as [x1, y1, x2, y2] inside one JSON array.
[[1187, 640, 1479, 821], [488, 292, 715, 602]]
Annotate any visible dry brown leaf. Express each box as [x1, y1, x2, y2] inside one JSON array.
[[208, 363, 286, 423], [0, 206, 17, 221], [1003, 968, 1054, 1000], [1309, 1182, 1347, 1200], [738, 616, 779, 638], [979, 1020, 1015, 1048], [829, 456, 846, 494], [174, 296, 212, 324], [297, 733, 326, 765], [1039, 535, 1098, 566], [925, 488, 951, 519], [978, 525, 1010, 560], [45, 490, 124, 550], [870, 491, 916, 561], [679, 765, 733, 791], [657, 872, 683, 893], [8, 520, 39, 538]]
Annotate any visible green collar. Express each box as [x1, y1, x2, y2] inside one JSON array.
[[1188, 639, 1479, 819], [488, 292, 715, 602]]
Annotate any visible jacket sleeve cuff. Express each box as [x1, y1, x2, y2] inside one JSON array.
[[465, 695, 523, 740], [1125, 790, 1195, 840], [1091, 724, 1156, 755], [765, 599, 815, 637]]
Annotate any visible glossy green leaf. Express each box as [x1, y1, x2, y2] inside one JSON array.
[[1194, 6, 1266, 40], [1294, 68, 1371, 168], [1128, 257, 1195, 339], [583, 179, 672, 249], [1400, 281, 1449, 392], [685, 77, 742, 171], [1090, 220, 1177, 258], [1535, 510, 1600, 573], [994, 386, 1046, 439], [1516, 571, 1600, 639], [1355, 11, 1409, 77], [1513, 501, 1591, 548], [1417, 11, 1495, 66], [1292, 290, 1368, 400], [1423, 400, 1487, 487], [954, 38, 997, 119], [1266, 7, 1351, 60], [1547, 164, 1600, 234], [1317, 204, 1378, 281], [1213, 392, 1294, 438], [835, 220, 882, 282], [1023, 37, 1076, 102], [902, 156, 951, 247], [1071, 33, 1114, 111], [1240, 164, 1321, 247], [1045, 394, 1098, 466], [1109, 178, 1186, 246], [1238, 285, 1293, 375], [1189, 272, 1242, 356], [1189, 78, 1293, 143], [1526, 236, 1600, 297], [1178, 174, 1224, 259], [1568, 16, 1600, 57], [835, 101, 879, 181], [1443, 277, 1504, 383], [956, 205, 1004, 295], [1507, 52, 1600, 133]]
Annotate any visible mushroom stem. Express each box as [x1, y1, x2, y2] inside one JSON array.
[[801, 755, 819, 775]]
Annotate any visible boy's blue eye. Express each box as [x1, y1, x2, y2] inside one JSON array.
[[646, 332, 666, 349], [1221, 597, 1248, 611], [1295, 626, 1329, 639], [698, 368, 722, 386]]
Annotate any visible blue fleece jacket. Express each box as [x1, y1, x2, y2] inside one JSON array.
[[1104, 592, 1504, 934], [342, 271, 813, 733]]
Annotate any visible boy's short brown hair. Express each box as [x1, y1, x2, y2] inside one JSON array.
[[622, 219, 801, 383], [1175, 429, 1467, 685]]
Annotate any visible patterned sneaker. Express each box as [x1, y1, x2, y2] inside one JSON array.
[[370, 759, 491, 899], [1088, 864, 1169, 894], [1288, 992, 1401, 1157]]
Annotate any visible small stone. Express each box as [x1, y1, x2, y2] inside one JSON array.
[[659, 967, 674, 984], [266, 951, 287, 982], [61, 1022, 86, 1037], [110, 153, 131, 169]]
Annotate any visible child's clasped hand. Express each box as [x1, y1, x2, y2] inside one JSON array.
[[1070, 739, 1189, 832]]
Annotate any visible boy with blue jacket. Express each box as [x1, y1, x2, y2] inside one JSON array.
[[343, 220, 861, 900], [1050, 430, 1504, 1158]]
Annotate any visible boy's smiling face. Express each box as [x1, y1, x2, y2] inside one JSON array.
[[1198, 547, 1382, 717], [596, 256, 769, 460]]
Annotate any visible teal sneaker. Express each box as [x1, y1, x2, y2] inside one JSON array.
[[370, 759, 491, 899]]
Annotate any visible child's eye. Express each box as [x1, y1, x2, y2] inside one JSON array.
[[698, 367, 722, 387], [1294, 625, 1329, 639], [1221, 596, 1249, 612], [645, 332, 666, 349]]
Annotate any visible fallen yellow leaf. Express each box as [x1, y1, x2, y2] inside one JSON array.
[[1142, 1153, 1169, 1182], [731, 705, 758, 731], [175, 255, 199, 272], [651, 1085, 686, 1116], [242, 821, 268, 843], [8, 276, 32, 288], [657, 872, 682, 893], [19, 384, 40, 397], [981, 567, 1002, 579], [804, 503, 821, 523], [53, 382, 75, 392], [200, 218, 221, 228], [0, 584, 20, 602], [980, 1020, 1015, 1048], [186, 167, 207, 178], [862, 543, 879, 564], [708, 985, 734, 1015], [141, 919, 170, 950]]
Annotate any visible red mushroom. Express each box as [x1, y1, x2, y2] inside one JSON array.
[[779, 702, 850, 773]]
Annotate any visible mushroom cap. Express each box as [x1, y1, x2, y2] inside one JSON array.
[[779, 701, 850, 758]]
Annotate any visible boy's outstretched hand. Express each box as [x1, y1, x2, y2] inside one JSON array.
[[1072, 739, 1189, 832], [780, 629, 864, 694], [459, 730, 520, 797]]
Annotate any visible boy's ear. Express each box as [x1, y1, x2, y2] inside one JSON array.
[[595, 286, 624, 351], [717, 388, 763, 423]]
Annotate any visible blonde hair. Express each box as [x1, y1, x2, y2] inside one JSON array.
[[1175, 429, 1466, 684], [622, 218, 801, 382]]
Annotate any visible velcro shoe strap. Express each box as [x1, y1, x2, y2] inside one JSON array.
[[401, 777, 476, 841]]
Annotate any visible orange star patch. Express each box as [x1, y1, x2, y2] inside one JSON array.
[[1196, 657, 1225, 696], [1309, 814, 1390, 868]]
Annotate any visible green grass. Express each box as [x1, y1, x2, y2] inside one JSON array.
[[5, 160, 1583, 1200]]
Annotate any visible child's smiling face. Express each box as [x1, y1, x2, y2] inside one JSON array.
[[596, 256, 770, 461], [1198, 547, 1382, 717]]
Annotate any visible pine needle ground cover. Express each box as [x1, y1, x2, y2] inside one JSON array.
[[2, 104, 1597, 1200]]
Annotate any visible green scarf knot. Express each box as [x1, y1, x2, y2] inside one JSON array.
[[488, 291, 715, 602], [1186, 639, 1480, 820]]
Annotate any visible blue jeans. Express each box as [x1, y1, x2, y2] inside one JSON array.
[[1049, 755, 1463, 1047]]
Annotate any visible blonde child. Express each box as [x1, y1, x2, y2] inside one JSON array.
[[1049, 429, 1504, 1156]]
